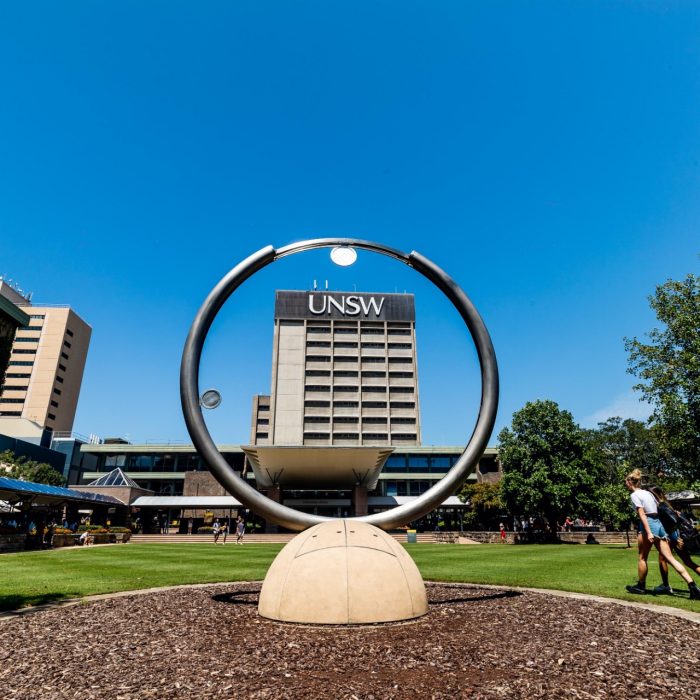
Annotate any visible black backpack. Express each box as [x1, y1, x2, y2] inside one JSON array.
[[657, 501, 680, 534]]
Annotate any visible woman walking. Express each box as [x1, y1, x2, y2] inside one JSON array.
[[648, 486, 700, 595], [624, 469, 700, 599]]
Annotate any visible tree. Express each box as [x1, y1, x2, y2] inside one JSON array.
[[625, 273, 700, 482], [458, 482, 504, 529], [0, 450, 65, 486], [582, 417, 670, 529], [499, 400, 598, 533]]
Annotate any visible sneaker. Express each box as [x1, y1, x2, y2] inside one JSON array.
[[689, 583, 700, 601], [626, 584, 647, 595], [652, 584, 673, 595]]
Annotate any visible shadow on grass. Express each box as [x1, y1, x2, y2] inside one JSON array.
[[211, 589, 260, 607], [0, 592, 76, 613], [429, 590, 522, 606]]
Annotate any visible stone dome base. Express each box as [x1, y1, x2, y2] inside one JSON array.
[[258, 520, 428, 624]]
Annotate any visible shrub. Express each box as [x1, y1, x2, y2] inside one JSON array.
[[53, 527, 73, 535], [197, 526, 214, 534], [77, 525, 108, 533], [107, 527, 132, 534]]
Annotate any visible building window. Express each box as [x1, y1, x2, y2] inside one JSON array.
[[361, 371, 386, 378], [334, 356, 358, 362], [388, 357, 412, 364], [306, 355, 330, 362], [256, 432, 269, 439], [334, 328, 357, 334], [333, 416, 358, 423], [0, 411, 21, 416], [304, 432, 330, 439], [307, 326, 331, 334], [363, 385, 387, 393], [59, 364, 67, 372], [333, 432, 359, 439], [63, 341, 72, 349], [392, 417, 416, 424], [389, 371, 413, 378], [1, 384, 28, 391], [306, 340, 331, 347], [29, 314, 45, 319], [334, 370, 358, 377], [361, 357, 385, 363], [56, 376, 64, 384], [13, 337, 39, 342], [388, 343, 412, 349], [5, 373, 31, 378], [12, 349, 35, 354], [257, 418, 269, 425], [9, 361, 33, 366], [305, 385, 330, 392], [362, 401, 386, 408], [47, 412, 56, 420], [390, 401, 415, 409], [305, 400, 330, 408], [361, 328, 384, 335], [334, 341, 358, 348], [305, 370, 331, 377], [389, 387, 414, 394], [363, 416, 387, 424], [305, 416, 331, 423], [66, 329, 74, 337], [387, 328, 411, 335], [361, 342, 384, 348], [53, 388, 62, 395], [333, 400, 358, 408], [61, 352, 69, 360], [334, 386, 358, 393], [362, 433, 388, 440], [50, 400, 59, 408], [0, 398, 24, 403], [279, 319, 304, 327]]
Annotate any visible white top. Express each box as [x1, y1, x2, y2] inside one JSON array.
[[631, 489, 657, 515]]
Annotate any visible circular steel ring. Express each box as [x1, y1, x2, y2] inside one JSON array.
[[180, 238, 499, 531]]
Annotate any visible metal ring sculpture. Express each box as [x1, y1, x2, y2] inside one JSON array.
[[180, 238, 499, 531]]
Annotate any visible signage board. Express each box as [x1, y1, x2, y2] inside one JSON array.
[[275, 290, 415, 322]]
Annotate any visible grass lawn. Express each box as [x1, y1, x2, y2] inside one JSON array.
[[2, 542, 699, 613]]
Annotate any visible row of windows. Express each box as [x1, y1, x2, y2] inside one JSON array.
[[302, 432, 417, 440], [304, 400, 416, 408], [0, 398, 25, 403], [8, 361, 33, 366], [305, 327, 412, 336], [12, 349, 35, 354], [305, 341, 413, 349], [304, 416, 416, 424], [5, 373, 31, 379], [14, 336, 40, 342], [0, 384, 28, 391], [0, 411, 21, 416]]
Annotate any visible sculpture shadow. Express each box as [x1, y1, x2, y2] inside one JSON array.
[[429, 590, 522, 605], [212, 590, 260, 607]]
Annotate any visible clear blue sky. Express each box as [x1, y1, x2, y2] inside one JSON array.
[[1, 2, 698, 446]]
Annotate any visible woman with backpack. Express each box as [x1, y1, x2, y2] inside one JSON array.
[[648, 486, 700, 595], [624, 468, 700, 599]]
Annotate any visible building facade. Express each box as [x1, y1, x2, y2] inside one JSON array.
[[253, 290, 421, 447], [0, 281, 91, 434]]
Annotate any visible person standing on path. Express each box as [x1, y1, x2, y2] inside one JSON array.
[[212, 519, 221, 544], [624, 469, 700, 599], [219, 522, 228, 545], [236, 516, 245, 545], [499, 522, 506, 543]]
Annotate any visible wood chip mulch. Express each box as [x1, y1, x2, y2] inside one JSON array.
[[2, 582, 699, 699]]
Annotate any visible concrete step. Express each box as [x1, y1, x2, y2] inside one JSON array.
[[130, 532, 440, 545]]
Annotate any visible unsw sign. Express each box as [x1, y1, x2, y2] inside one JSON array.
[[274, 290, 415, 322]]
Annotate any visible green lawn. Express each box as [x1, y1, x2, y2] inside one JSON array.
[[2, 542, 699, 613]]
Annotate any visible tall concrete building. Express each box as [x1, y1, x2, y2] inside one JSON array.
[[252, 290, 421, 447], [0, 281, 91, 435]]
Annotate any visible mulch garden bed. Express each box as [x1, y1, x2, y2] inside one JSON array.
[[1, 582, 699, 699]]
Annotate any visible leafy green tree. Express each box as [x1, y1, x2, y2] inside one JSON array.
[[0, 450, 65, 486], [458, 482, 504, 529], [499, 400, 598, 534], [625, 273, 700, 482]]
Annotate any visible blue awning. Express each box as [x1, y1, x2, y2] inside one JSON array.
[[0, 476, 125, 506]]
